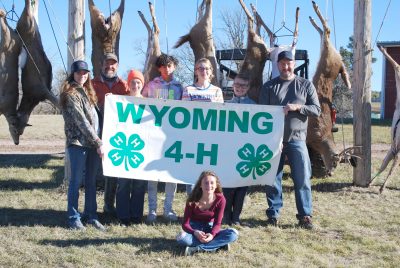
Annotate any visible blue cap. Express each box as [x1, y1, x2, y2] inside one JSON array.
[[71, 60, 90, 73], [277, 51, 294, 62]]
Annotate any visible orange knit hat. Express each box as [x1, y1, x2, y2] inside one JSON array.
[[127, 69, 144, 86]]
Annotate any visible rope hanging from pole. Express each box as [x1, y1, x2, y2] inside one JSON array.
[[44, 0, 74, 61], [163, 0, 169, 54], [331, 0, 337, 48], [373, 0, 392, 48], [42, 0, 67, 73]]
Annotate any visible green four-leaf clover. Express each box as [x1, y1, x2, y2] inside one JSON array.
[[236, 143, 273, 180], [108, 132, 145, 171]]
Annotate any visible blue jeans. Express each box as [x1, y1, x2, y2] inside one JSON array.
[[67, 145, 101, 223], [148, 181, 176, 213], [265, 140, 312, 219], [116, 178, 146, 221], [177, 221, 238, 251], [223, 187, 248, 223]]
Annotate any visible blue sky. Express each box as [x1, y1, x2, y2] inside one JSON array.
[[1, 0, 398, 92]]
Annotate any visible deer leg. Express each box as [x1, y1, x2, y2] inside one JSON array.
[[379, 154, 399, 193], [340, 64, 352, 89], [369, 149, 395, 186], [149, 2, 160, 35], [311, 1, 330, 33], [309, 16, 323, 36], [292, 7, 300, 46], [238, 0, 254, 24]]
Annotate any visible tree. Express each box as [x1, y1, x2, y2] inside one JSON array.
[[333, 36, 377, 118]]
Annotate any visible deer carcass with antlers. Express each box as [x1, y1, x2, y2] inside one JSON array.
[[173, 0, 219, 86], [138, 2, 161, 84], [88, 0, 124, 77], [306, 1, 352, 176], [237, 0, 269, 103], [369, 46, 400, 193], [0, 9, 22, 144], [15, 0, 59, 145]]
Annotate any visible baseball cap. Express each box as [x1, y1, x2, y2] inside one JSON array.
[[277, 50, 294, 62], [103, 52, 118, 63], [71, 60, 90, 73]]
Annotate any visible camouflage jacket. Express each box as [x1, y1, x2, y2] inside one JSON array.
[[62, 86, 102, 148]]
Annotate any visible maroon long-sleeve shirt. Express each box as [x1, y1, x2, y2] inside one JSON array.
[[181, 193, 226, 237]]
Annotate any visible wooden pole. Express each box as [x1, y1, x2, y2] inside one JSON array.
[[353, 0, 372, 186], [68, 0, 85, 65], [64, 0, 85, 186]]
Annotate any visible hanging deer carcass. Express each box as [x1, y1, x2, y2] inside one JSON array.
[[368, 46, 400, 193], [88, 0, 124, 77], [138, 2, 161, 84], [306, 1, 352, 176], [0, 9, 22, 144], [15, 0, 59, 145], [173, 0, 219, 86], [237, 0, 269, 103]]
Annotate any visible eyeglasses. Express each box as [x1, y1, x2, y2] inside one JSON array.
[[196, 67, 211, 72], [233, 83, 249, 89]]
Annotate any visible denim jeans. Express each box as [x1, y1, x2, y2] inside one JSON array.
[[67, 145, 101, 223], [186, 184, 194, 195], [265, 140, 312, 219], [148, 181, 177, 213], [223, 187, 248, 223], [176, 221, 238, 251], [116, 178, 146, 221]]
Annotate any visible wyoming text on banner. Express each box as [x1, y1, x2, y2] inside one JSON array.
[[102, 95, 284, 187]]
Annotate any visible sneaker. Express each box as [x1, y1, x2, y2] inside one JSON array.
[[220, 244, 230, 251], [231, 221, 241, 226], [298, 216, 314, 230], [69, 219, 86, 231], [147, 210, 157, 223], [87, 219, 106, 231], [184, 246, 199, 256], [163, 211, 178, 221], [266, 217, 278, 227]]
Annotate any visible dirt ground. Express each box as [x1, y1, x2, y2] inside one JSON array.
[[0, 139, 65, 154]]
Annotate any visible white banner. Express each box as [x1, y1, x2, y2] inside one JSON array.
[[102, 95, 284, 187]]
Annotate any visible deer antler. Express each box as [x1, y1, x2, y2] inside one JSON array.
[[338, 146, 362, 167]]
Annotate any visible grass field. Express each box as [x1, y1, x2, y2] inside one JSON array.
[[0, 115, 399, 267]]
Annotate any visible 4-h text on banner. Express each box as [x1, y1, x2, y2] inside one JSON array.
[[102, 95, 284, 188]]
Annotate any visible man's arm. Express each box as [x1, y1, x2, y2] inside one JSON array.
[[299, 81, 321, 117]]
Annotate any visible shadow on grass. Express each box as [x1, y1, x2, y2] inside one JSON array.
[[0, 207, 66, 227], [0, 153, 63, 167], [40, 237, 181, 254], [0, 154, 64, 190], [311, 182, 353, 192]]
